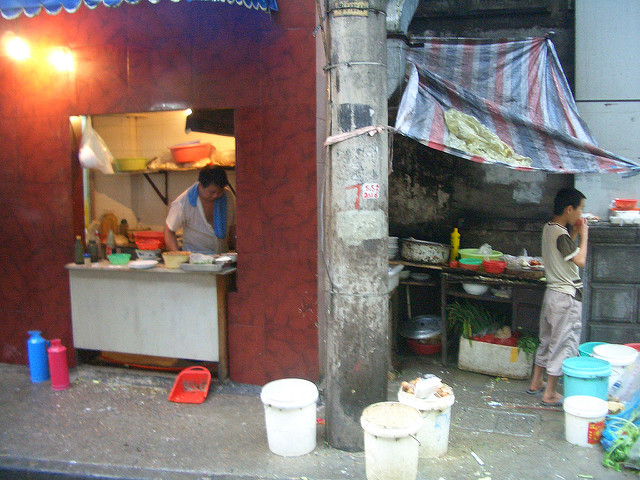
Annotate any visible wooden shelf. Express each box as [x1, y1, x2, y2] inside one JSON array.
[[446, 289, 512, 303]]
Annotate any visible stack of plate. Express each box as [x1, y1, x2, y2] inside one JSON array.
[[388, 236, 399, 259]]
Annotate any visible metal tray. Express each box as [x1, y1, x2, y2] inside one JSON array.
[[180, 263, 223, 272]]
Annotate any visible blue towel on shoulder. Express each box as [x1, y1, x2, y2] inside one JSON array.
[[187, 183, 227, 239]]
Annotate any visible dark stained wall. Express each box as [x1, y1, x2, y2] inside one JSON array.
[[389, 0, 574, 256], [0, 2, 319, 385]]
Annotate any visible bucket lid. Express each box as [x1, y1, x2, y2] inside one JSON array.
[[260, 378, 318, 409], [360, 401, 423, 438], [563, 395, 608, 418], [562, 356, 612, 378], [578, 341, 608, 355], [592, 344, 638, 366]]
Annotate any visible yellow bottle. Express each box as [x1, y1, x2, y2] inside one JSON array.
[[450, 228, 460, 262]]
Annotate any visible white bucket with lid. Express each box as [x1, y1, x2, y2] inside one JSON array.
[[592, 343, 638, 391], [398, 387, 455, 458], [563, 395, 608, 447], [260, 378, 318, 457], [360, 402, 423, 480]]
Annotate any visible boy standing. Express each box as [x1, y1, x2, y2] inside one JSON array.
[[528, 187, 588, 406]]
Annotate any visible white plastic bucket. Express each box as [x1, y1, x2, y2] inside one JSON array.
[[360, 402, 423, 480], [260, 378, 318, 457], [397, 387, 455, 458], [563, 395, 608, 447], [592, 343, 638, 391]]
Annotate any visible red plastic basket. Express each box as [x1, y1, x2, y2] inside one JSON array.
[[168, 366, 212, 404], [133, 231, 165, 249]]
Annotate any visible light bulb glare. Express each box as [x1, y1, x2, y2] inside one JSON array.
[[6, 35, 30, 61], [49, 48, 74, 72]]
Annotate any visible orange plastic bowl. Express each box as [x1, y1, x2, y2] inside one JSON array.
[[133, 231, 165, 249], [483, 259, 506, 274], [169, 143, 214, 164], [614, 198, 638, 210]]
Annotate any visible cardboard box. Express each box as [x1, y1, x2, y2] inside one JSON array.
[[457, 337, 533, 379]]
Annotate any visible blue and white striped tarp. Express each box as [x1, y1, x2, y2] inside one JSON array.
[[395, 37, 640, 174]]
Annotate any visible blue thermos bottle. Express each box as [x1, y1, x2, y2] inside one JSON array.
[[27, 330, 50, 383]]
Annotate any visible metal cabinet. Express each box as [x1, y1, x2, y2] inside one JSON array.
[[583, 225, 640, 343]]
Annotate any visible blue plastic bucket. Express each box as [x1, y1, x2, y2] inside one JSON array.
[[578, 342, 608, 357], [562, 356, 611, 400]]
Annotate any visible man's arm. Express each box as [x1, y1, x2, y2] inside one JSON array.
[[164, 224, 180, 252], [571, 218, 589, 268]]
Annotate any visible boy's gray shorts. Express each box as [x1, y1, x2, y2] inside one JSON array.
[[534, 289, 582, 377]]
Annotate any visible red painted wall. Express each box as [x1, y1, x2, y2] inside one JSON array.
[[0, 1, 319, 385]]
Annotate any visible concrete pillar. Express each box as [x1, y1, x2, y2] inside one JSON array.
[[324, 0, 389, 451]]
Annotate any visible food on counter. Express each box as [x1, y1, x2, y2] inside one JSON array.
[[162, 251, 191, 269], [190, 253, 214, 264]]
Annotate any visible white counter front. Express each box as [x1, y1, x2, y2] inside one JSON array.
[[66, 262, 235, 378]]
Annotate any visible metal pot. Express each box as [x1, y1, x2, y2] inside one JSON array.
[[401, 238, 450, 264], [399, 315, 442, 340]]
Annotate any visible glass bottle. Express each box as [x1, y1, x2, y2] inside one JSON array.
[[88, 240, 99, 262], [74, 235, 84, 264], [106, 229, 115, 256]]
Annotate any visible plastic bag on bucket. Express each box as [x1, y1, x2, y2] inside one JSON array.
[[601, 390, 640, 451]]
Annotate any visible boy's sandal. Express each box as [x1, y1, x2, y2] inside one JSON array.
[[541, 399, 563, 407], [526, 387, 545, 395]]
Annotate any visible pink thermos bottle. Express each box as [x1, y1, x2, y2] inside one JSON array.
[[47, 339, 70, 391]]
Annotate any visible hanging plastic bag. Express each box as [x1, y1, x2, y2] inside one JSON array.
[[78, 121, 114, 174]]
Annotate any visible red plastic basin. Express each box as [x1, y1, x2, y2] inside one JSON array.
[[406, 338, 442, 355], [169, 143, 214, 164]]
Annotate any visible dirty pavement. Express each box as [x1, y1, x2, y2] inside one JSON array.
[[0, 354, 636, 480]]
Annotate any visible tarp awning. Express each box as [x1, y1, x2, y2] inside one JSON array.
[[0, 0, 277, 19], [395, 37, 640, 174]]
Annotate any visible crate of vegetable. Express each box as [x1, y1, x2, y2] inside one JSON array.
[[458, 336, 534, 379], [447, 301, 537, 379]]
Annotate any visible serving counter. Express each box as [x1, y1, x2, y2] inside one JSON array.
[[66, 262, 235, 379]]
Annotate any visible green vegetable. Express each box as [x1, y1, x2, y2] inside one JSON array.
[[446, 301, 501, 344], [602, 418, 640, 472], [517, 335, 539, 358]]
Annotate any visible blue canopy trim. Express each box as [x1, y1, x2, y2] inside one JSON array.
[[0, 0, 277, 19]]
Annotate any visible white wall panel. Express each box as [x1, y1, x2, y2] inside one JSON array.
[[576, 0, 640, 101]]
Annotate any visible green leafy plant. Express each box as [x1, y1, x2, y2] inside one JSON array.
[[446, 301, 500, 343], [517, 335, 539, 358]]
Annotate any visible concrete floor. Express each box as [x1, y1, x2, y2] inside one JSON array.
[[0, 353, 637, 480]]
